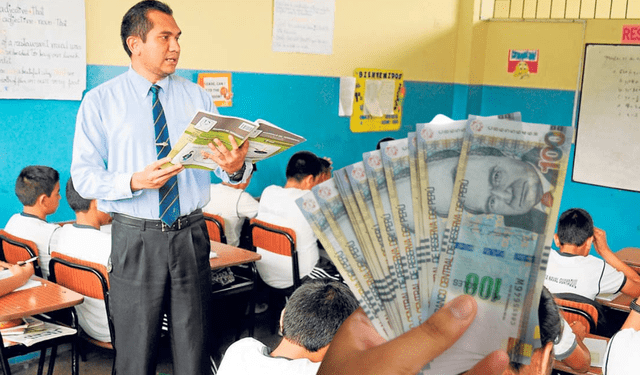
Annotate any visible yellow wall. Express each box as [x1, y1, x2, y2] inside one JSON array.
[[85, 0, 460, 82], [475, 19, 640, 90]]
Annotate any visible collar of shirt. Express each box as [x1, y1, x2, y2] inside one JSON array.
[[20, 212, 45, 222]]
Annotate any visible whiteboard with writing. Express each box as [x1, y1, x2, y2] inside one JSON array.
[[574, 44, 640, 191], [272, 0, 335, 55], [0, 0, 86, 100]]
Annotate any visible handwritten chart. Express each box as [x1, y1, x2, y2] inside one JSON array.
[[272, 0, 335, 55], [574, 44, 640, 191], [0, 0, 86, 100]]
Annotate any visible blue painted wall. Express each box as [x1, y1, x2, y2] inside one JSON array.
[[1, 66, 638, 254]]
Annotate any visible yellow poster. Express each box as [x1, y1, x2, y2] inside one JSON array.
[[197, 72, 233, 107], [350, 68, 404, 133]]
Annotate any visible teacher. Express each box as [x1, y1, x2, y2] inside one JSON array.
[[70, 1, 251, 374]]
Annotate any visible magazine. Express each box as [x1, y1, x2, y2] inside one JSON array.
[[1, 317, 75, 347], [166, 111, 305, 171]]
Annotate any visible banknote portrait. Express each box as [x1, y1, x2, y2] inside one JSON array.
[[428, 146, 557, 234]]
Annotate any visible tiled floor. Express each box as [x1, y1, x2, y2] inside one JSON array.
[[8, 295, 280, 375]]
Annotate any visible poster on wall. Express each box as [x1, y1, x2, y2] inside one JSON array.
[[272, 0, 335, 55], [197, 73, 233, 107], [350, 68, 404, 133], [0, 0, 86, 100], [507, 49, 539, 79]]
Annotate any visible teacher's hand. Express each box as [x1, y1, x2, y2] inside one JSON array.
[[317, 295, 510, 375], [202, 134, 249, 175], [131, 157, 184, 192]]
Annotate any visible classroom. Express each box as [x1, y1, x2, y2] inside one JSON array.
[[2, 0, 640, 373]]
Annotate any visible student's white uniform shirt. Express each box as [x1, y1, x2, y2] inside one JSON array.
[[217, 338, 321, 375], [50, 224, 112, 342], [603, 327, 640, 374], [544, 250, 625, 300], [4, 213, 60, 279], [202, 184, 259, 247], [255, 185, 319, 289]]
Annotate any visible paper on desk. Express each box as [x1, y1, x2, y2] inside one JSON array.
[[339, 77, 355, 117], [583, 337, 608, 367], [597, 291, 622, 301]]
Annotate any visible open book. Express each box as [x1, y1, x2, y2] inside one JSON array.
[[166, 111, 305, 171]]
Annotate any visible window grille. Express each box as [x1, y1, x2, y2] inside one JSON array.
[[481, 0, 640, 19]]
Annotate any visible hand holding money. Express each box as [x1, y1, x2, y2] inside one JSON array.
[[317, 295, 509, 375]]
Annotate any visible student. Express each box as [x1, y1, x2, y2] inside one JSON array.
[[217, 279, 359, 375], [603, 296, 640, 374], [317, 157, 333, 183], [4, 166, 61, 279], [317, 288, 589, 375], [50, 178, 113, 342], [544, 208, 640, 300], [0, 261, 34, 297], [203, 164, 259, 247], [255, 151, 338, 290]]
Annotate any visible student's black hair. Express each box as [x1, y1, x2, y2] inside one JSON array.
[[281, 279, 359, 352], [556, 208, 594, 246], [509, 287, 562, 372], [66, 178, 92, 213], [15, 166, 59, 206], [285, 151, 323, 182], [121, 0, 173, 57]]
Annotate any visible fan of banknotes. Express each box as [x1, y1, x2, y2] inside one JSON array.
[[295, 113, 573, 374]]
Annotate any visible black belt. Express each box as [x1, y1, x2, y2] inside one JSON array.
[[113, 209, 203, 232]]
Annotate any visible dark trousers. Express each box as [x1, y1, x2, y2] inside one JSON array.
[[110, 213, 212, 375]]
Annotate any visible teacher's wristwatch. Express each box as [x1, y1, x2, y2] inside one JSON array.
[[228, 163, 246, 182]]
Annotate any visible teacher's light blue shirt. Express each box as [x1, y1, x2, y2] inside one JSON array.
[[71, 67, 250, 220]]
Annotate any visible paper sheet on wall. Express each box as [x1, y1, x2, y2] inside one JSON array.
[[339, 77, 355, 116], [364, 79, 396, 117], [272, 0, 335, 55], [0, 0, 86, 100]]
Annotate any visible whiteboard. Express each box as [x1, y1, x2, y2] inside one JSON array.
[[574, 44, 640, 192]]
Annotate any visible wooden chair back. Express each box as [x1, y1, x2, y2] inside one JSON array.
[[204, 213, 227, 244], [249, 218, 300, 289], [0, 229, 42, 277], [49, 251, 115, 357], [555, 297, 599, 334]]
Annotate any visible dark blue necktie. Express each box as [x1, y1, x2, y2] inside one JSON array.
[[150, 85, 180, 225]]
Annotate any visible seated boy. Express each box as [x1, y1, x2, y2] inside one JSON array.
[[217, 279, 359, 375], [203, 164, 259, 247], [4, 166, 61, 279], [255, 151, 338, 290], [603, 295, 640, 374], [50, 178, 113, 342], [544, 208, 640, 300]]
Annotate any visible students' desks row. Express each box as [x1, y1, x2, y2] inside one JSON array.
[[0, 242, 259, 322], [0, 242, 260, 374], [595, 247, 640, 312]]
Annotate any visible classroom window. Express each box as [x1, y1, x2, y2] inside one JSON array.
[[481, 0, 640, 19]]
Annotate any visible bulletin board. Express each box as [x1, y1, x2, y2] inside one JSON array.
[[573, 44, 640, 192], [350, 68, 404, 133]]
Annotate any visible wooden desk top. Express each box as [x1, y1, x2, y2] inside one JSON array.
[[553, 333, 609, 375], [596, 293, 633, 312], [209, 241, 261, 270], [0, 278, 84, 322], [615, 247, 640, 269]]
